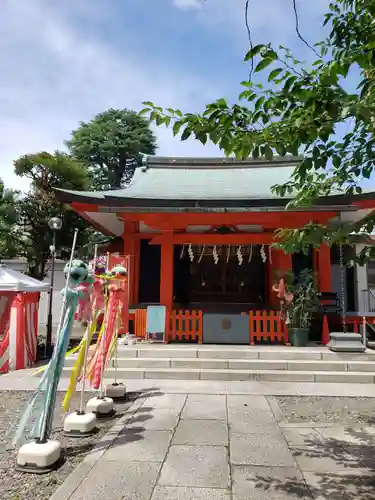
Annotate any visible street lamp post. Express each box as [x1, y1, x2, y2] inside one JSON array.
[[45, 217, 62, 357]]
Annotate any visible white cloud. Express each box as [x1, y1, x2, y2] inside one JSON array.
[[173, 0, 203, 10], [172, 0, 330, 50], [0, 0, 330, 192], [0, 0, 222, 191]]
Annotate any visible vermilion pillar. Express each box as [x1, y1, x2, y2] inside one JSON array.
[[268, 248, 293, 308], [123, 221, 138, 305], [160, 232, 174, 311], [315, 244, 332, 292]]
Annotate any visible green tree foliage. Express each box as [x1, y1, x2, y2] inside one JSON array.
[[14, 152, 91, 280], [66, 108, 157, 190], [141, 0, 375, 259], [0, 180, 21, 259]]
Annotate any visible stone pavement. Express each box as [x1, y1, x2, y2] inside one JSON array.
[[51, 389, 375, 500]]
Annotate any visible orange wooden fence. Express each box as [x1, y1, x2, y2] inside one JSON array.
[[166, 310, 203, 343], [249, 310, 288, 345], [134, 309, 147, 338]]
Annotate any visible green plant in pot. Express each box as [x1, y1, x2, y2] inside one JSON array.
[[273, 269, 319, 347], [286, 269, 319, 347]]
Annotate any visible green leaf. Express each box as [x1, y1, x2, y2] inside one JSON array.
[[155, 114, 164, 126], [244, 44, 265, 61], [254, 97, 265, 111], [172, 121, 183, 136], [268, 68, 283, 81], [142, 101, 154, 107], [139, 108, 150, 116], [264, 145, 273, 161], [254, 58, 275, 73], [275, 143, 286, 156], [181, 127, 192, 141], [166, 108, 175, 115], [195, 131, 207, 145]]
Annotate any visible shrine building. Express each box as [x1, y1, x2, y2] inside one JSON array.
[[57, 155, 375, 344]]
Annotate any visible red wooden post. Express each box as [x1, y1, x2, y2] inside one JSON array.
[[315, 244, 332, 293], [160, 232, 174, 312]]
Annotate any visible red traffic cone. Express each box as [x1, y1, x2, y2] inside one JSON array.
[[322, 315, 330, 345]]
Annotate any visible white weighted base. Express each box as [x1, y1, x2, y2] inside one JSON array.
[[16, 440, 61, 474], [86, 396, 115, 418], [105, 383, 126, 399], [63, 411, 97, 436]]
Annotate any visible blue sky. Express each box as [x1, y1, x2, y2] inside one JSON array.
[[0, 0, 331, 191]]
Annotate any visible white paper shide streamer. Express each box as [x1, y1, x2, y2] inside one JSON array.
[[188, 244, 194, 262], [236, 245, 243, 266], [212, 245, 219, 264], [260, 245, 267, 263]]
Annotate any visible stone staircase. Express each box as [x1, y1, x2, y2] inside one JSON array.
[[62, 344, 375, 383]]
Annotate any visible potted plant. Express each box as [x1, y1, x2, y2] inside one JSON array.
[[286, 269, 319, 347], [273, 269, 319, 347]]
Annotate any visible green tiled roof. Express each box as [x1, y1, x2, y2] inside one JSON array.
[[117, 156, 301, 200], [57, 156, 302, 203]]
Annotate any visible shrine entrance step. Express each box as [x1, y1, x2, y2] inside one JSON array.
[[62, 345, 375, 384]]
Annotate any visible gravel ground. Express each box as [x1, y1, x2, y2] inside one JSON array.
[[276, 396, 375, 424], [0, 390, 137, 500]]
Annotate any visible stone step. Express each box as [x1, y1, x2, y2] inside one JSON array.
[[61, 366, 375, 383], [63, 356, 375, 372], [113, 345, 375, 361]]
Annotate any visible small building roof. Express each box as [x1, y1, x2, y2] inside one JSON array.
[[0, 265, 50, 292]]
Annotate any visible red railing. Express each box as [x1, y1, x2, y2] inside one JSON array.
[[249, 310, 288, 345], [134, 309, 147, 338], [166, 309, 203, 344]]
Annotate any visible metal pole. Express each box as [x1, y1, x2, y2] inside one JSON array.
[[39, 229, 78, 443], [45, 231, 56, 357], [79, 244, 98, 414], [99, 252, 110, 398]]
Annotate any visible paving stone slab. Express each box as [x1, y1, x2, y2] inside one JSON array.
[[281, 427, 324, 447], [172, 419, 228, 446], [317, 425, 375, 446], [187, 394, 226, 404], [290, 445, 357, 472], [182, 397, 227, 420], [302, 469, 375, 500], [144, 394, 187, 410], [152, 486, 231, 500], [230, 432, 296, 467], [69, 460, 161, 500], [104, 429, 172, 462], [127, 408, 180, 430], [226, 395, 271, 411], [232, 465, 312, 500], [228, 408, 281, 435], [158, 445, 230, 488]]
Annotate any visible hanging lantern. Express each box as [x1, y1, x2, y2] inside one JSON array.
[[188, 244, 194, 262], [260, 245, 267, 263]]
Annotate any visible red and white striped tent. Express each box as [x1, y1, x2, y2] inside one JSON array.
[[0, 265, 49, 373]]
